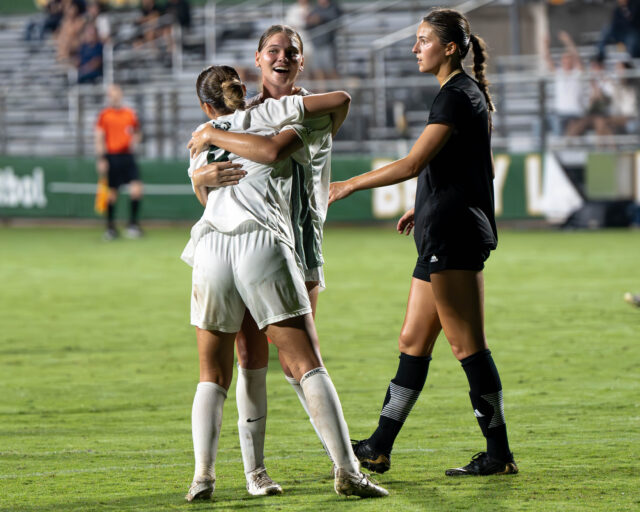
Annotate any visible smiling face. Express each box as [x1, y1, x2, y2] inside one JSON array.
[[255, 32, 304, 96], [412, 22, 453, 75]]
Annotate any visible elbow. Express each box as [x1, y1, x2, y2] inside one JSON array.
[[339, 91, 351, 107], [403, 158, 422, 180], [262, 145, 281, 164]]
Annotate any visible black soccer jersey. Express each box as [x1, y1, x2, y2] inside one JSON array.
[[413, 72, 497, 258]]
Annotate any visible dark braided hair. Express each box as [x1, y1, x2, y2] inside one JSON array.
[[423, 9, 495, 113]]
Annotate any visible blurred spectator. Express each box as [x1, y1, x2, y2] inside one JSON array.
[[544, 31, 586, 136], [162, 0, 191, 52], [597, 0, 640, 61], [286, 0, 315, 75], [608, 60, 639, 134], [55, 0, 85, 62], [86, 1, 111, 43], [567, 58, 614, 137], [77, 23, 103, 83], [24, 0, 63, 42], [306, 0, 342, 80], [135, 0, 163, 48], [164, 0, 191, 30]]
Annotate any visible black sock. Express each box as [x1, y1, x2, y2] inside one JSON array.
[[129, 199, 140, 225], [460, 349, 512, 462], [107, 203, 115, 230], [368, 352, 431, 455]]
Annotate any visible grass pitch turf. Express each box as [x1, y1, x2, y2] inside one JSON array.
[[1, 225, 639, 511]]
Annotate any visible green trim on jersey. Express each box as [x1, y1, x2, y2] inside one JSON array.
[[206, 121, 231, 164], [207, 147, 230, 164], [290, 160, 322, 270]]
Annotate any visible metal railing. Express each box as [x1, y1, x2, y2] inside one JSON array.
[[2, 67, 639, 160]]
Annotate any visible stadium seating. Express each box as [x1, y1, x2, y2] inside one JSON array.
[[1, 1, 639, 160]]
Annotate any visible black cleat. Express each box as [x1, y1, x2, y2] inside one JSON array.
[[445, 451, 518, 476], [351, 439, 391, 474]]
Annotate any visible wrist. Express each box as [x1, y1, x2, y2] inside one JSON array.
[[345, 178, 357, 195]]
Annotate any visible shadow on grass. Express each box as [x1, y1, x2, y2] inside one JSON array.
[[2, 482, 378, 512]]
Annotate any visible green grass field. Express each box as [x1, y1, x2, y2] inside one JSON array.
[[1, 225, 639, 511]]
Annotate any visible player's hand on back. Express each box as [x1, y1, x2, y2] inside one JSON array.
[[188, 125, 218, 158], [192, 162, 247, 188], [396, 208, 415, 235]]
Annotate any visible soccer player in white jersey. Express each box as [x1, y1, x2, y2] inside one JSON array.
[[187, 25, 335, 496], [181, 64, 388, 502]]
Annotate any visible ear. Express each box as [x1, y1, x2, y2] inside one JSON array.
[[200, 101, 214, 118], [241, 83, 247, 96], [255, 50, 261, 68], [445, 42, 457, 56], [299, 55, 304, 72]]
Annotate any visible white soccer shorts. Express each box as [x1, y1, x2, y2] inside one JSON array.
[[190, 224, 312, 332]]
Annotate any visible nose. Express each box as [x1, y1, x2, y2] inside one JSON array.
[[412, 42, 418, 54]]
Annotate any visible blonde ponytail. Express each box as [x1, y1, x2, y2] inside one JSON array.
[[221, 79, 246, 111]]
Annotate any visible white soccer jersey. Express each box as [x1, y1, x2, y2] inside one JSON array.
[[290, 88, 333, 273], [181, 95, 306, 266]]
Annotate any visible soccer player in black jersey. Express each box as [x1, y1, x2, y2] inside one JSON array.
[[329, 8, 518, 477]]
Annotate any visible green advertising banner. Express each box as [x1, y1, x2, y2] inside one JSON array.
[[0, 154, 541, 222]]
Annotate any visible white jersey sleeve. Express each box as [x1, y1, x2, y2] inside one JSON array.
[[246, 96, 305, 132]]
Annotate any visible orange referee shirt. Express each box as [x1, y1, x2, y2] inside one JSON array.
[[96, 107, 140, 154]]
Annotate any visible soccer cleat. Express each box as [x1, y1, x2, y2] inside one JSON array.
[[246, 467, 283, 496], [445, 452, 518, 476], [334, 468, 389, 498], [351, 439, 391, 474], [185, 478, 214, 501], [125, 224, 143, 239], [103, 228, 118, 241], [624, 292, 640, 307]]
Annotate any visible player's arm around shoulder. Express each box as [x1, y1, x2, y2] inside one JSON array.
[[302, 91, 350, 121]]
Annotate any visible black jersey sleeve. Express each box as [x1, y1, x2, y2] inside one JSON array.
[[427, 88, 472, 128]]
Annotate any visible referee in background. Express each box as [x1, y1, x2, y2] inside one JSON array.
[[95, 84, 143, 240]]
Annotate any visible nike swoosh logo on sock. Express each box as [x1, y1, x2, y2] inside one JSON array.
[[247, 416, 265, 423]]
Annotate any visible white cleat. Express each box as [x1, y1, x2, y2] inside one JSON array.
[[185, 478, 214, 502], [125, 224, 143, 239], [246, 467, 283, 496], [334, 468, 389, 498]]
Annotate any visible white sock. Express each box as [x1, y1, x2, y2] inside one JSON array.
[[191, 381, 227, 481], [236, 366, 268, 476], [286, 375, 332, 461], [300, 368, 359, 474]]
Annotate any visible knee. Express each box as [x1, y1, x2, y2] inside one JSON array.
[[286, 360, 319, 382], [398, 327, 430, 356], [450, 340, 488, 361]]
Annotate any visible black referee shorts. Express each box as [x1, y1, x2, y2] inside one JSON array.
[[413, 248, 490, 282], [106, 153, 140, 189]]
